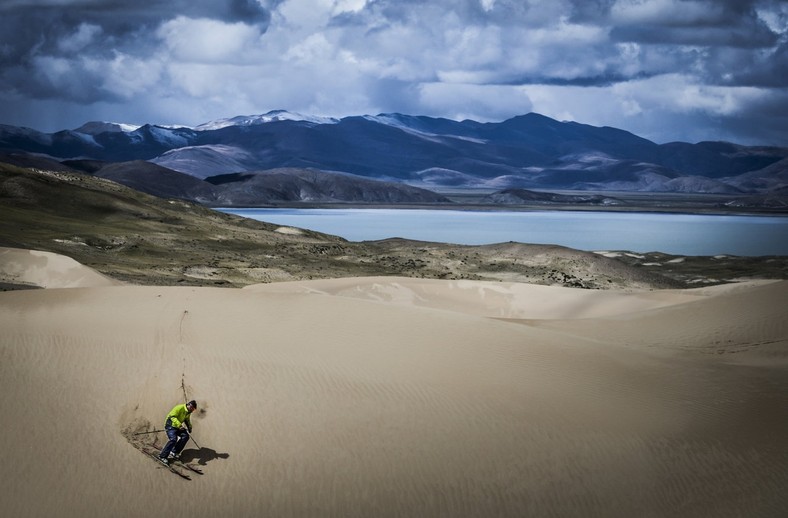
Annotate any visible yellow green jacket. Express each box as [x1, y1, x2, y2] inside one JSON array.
[[165, 403, 192, 431]]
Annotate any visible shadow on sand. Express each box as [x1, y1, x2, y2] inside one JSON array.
[[181, 447, 230, 466]]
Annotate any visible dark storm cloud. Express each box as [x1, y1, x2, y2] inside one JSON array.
[[610, 2, 778, 48], [0, 0, 271, 102], [498, 72, 657, 88], [603, 0, 787, 88], [731, 41, 788, 87], [594, 0, 787, 91], [0, 0, 271, 26], [566, 0, 617, 23], [0, 0, 270, 58]]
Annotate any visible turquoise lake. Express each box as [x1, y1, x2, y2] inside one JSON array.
[[219, 208, 788, 256]]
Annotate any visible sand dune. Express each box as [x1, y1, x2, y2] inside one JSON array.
[[0, 246, 122, 289], [244, 276, 753, 319], [1, 250, 786, 517]]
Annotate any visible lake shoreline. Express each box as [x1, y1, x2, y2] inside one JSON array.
[[207, 201, 788, 217], [205, 191, 788, 216]]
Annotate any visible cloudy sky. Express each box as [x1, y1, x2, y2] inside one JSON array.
[[0, 0, 786, 145]]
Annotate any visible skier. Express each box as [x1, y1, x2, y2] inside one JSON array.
[[158, 400, 197, 465]]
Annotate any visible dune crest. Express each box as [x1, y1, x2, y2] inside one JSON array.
[[0, 246, 122, 288], [245, 276, 776, 320]]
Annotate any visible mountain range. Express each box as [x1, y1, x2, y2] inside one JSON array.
[[1, 110, 786, 206]]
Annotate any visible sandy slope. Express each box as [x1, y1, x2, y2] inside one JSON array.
[[0, 246, 122, 288], [0, 251, 786, 517], [244, 276, 728, 319]]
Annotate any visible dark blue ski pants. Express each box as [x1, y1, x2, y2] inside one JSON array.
[[159, 425, 189, 459]]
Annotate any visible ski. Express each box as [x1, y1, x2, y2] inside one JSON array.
[[149, 451, 191, 480], [140, 443, 204, 474], [139, 445, 191, 480], [171, 458, 204, 475]]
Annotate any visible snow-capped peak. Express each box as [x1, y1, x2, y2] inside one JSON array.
[[194, 110, 339, 131], [139, 125, 191, 147], [362, 113, 416, 128], [73, 121, 141, 135]]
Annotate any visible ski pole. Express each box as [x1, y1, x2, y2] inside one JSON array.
[[133, 429, 165, 435], [184, 428, 201, 449]]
